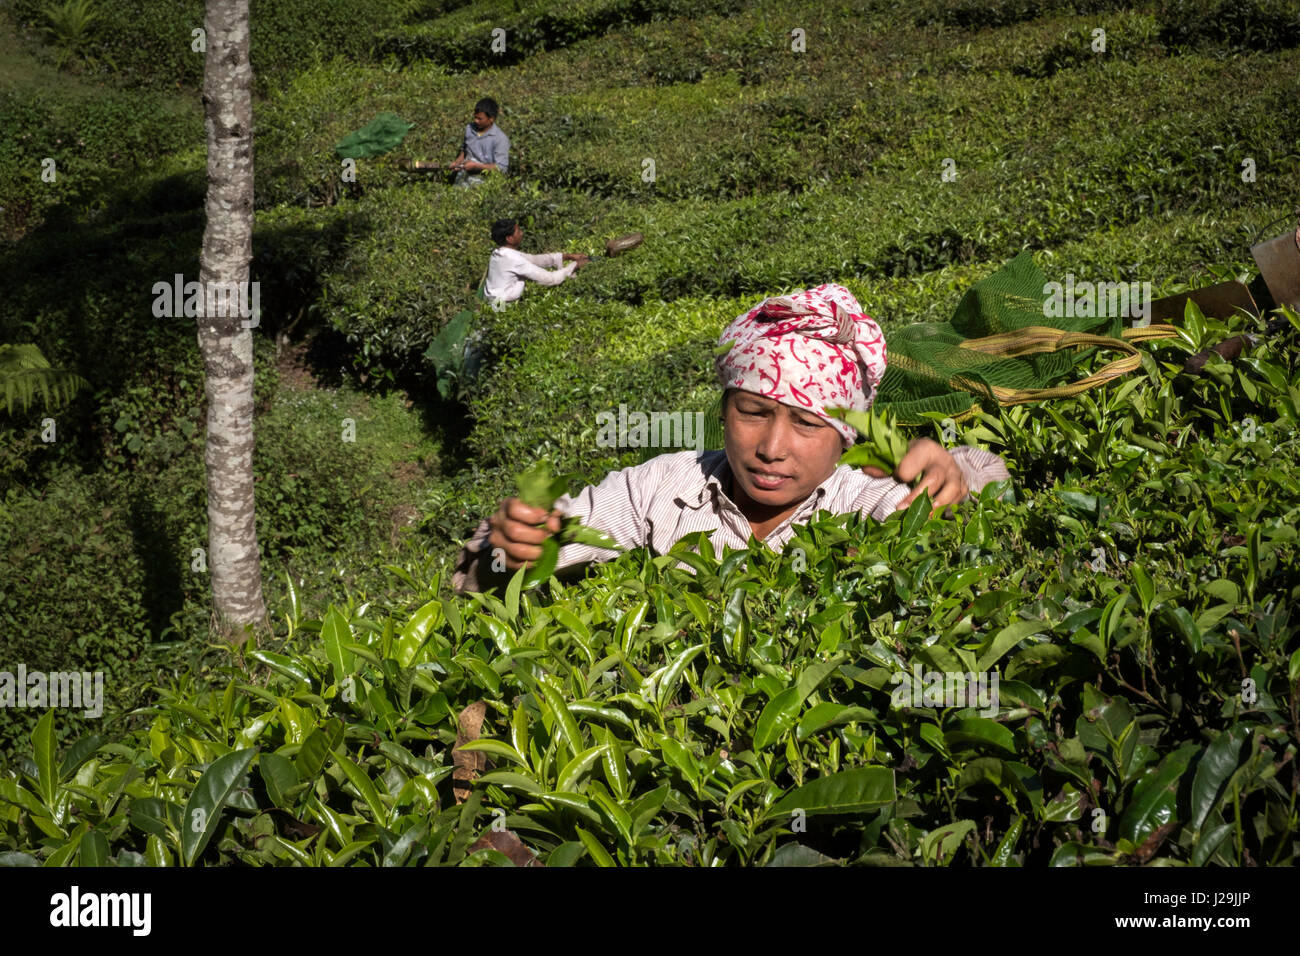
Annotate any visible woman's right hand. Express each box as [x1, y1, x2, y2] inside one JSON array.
[[485, 497, 563, 570]]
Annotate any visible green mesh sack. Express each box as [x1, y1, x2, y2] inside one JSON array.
[[873, 251, 1174, 425]]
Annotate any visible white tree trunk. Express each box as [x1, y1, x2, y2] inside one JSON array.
[[198, 0, 266, 637]]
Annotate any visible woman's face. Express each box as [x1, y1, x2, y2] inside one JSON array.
[[722, 389, 845, 515]]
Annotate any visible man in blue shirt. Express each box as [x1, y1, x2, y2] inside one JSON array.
[[450, 98, 510, 187]]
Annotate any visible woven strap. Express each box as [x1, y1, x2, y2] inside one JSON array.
[[949, 324, 1181, 405]]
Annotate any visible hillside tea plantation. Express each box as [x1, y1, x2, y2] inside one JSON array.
[[0, 0, 1297, 868]]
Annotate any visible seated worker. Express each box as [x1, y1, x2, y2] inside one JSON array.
[[450, 97, 510, 187], [483, 218, 590, 305], [453, 283, 1012, 594]]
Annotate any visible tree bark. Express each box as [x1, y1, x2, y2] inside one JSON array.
[[198, 0, 266, 639]]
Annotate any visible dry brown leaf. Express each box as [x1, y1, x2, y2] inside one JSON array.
[[270, 808, 323, 842], [1131, 821, 1177, 864], [452, 700, 488, 804], [470, 829, 543, 867]]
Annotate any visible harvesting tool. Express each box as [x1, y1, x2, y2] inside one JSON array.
[[587, 233, 645, 261]]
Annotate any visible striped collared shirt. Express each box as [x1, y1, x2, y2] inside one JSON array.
[[453, 446, 1011, 594]]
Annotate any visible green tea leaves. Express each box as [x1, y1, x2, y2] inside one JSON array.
[[516, 459, 575, 511], [181, 747, 258, 866], [562, 518, 620, 551], [754, 687, 803, 750], [827, 406, 911, 473], [31, 710, 57, 814], [767, 768, 895, 819], [515, 459, 622, 587]]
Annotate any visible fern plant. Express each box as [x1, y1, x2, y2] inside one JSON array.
[[0, 344, 89, 416], [41, 0, 100, 70]]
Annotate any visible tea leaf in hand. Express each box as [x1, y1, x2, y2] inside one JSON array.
[[516, 459, 575, 510], [562, 518, 620, 551], [515, 462, 623, 588], [826, 406, 910, 472], [838, 443, 895, 472], [522, 537, 560, 587]]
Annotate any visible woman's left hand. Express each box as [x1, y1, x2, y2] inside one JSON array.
[[861, 438, 969, 515]]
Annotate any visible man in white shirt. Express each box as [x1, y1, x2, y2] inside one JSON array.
[[482, 218, 589, 304]]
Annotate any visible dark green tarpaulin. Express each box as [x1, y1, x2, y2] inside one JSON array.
[[334, 113, 414, 159]]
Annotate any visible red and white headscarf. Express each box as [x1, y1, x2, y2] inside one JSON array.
[[715, 284, 887, 446]]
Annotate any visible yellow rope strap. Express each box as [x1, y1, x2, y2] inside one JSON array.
[[951, 324, 1182, 406]]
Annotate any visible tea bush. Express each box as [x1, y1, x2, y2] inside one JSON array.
[[5, 0, 411, 93], [0, 83, 198, 239], [0, 354, 445, 764], [1157, 0, 1300, 55], [926, 9, 1157, 76], [912, 0, 1133, 31], [0, 93, 439, 767], [0, 159, 441, 758], [374, 0, 747, 71]]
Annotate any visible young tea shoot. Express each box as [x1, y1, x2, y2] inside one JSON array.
[[826, 406, 911, 473], [515, 459, 621, 585]]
